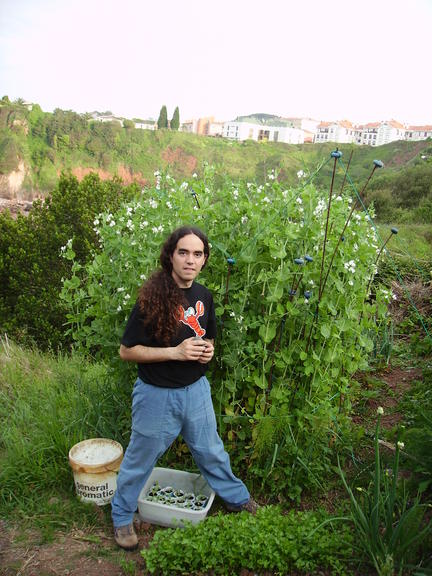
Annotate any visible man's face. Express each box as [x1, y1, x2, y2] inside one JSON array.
[[170, 234, 207, 288]]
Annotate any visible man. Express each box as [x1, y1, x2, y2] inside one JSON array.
[[112, 225, 257, 550]]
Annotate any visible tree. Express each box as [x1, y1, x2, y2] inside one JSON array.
[[157, 105, 168, 129], [170, 107, 180, 131], [123, 118, 135, 131]]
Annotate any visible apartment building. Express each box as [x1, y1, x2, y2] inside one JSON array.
[[314, 121, 355, 144], [222, 120, 304, 144], [405, 125, 432, 141]]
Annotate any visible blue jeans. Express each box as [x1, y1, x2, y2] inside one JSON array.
[[111, 375, 250, 527]]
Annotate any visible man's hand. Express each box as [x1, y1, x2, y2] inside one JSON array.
[[197, 338, 214, 364], [175, 337, 214, 363]]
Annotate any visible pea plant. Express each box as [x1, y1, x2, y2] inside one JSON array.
[[61, 162, 394, 494]]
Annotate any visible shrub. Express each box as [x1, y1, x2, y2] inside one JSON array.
[[61, 165, 393, 494], [0, 172, 138, 349]]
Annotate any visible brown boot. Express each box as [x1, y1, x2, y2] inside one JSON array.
[[225, 497, 259, 515], [114, 523, 138, 550]]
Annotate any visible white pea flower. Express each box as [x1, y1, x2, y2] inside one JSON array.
[[397, 441, 405, 450], [262, 196, 271, 203], [180, 182, 188, 191], [268, 172, 275, 180], [297, 169, 305, 179], [126, 219, 134, 230], [241, 216, 248, 224], [229, 311, 236, 317], [140, 220, 149, 229], [377, 406, 384, 415], [166, 201, 172, 209], [93, 218, 100, 226], [117, 287, 125, 292], [296, 197, 303, 205], [233, 189, 239, 199], [117, 305, 122, 312], [109, 220, 116, 227], [140, 274, 146, 280], [192, 173, 197, 178], [282, 190, 288, 198], [149, 199, 158, 209], [124, 293, 130, 300], [348, 280, 354, 286], [154, 170, 160, 177]]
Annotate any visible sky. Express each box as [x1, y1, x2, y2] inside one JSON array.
[[1, 0, 431, 126]]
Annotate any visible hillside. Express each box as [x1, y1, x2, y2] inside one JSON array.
[[1, 99, 431, 222]]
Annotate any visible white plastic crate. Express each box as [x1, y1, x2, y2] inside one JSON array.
[[137, 467, 215, 528]]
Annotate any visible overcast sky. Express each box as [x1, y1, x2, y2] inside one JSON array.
[[1, 0, 431, 125]]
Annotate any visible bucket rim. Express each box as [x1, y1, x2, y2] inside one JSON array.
[[69, 437, 123, 472]]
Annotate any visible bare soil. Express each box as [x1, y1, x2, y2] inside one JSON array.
[[0, 366, 423, 576]]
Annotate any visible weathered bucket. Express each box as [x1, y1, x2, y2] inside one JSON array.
[[69, 438, 123, 506]]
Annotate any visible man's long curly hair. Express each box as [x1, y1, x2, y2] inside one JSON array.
[[138, 226, 210, 345]]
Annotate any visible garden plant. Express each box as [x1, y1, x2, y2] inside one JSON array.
[[60, 157, 395, 497]]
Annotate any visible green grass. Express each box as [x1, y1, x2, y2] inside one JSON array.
[[0, 338, 131, 519]]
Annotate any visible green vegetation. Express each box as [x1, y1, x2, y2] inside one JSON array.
[[157, 104, 168, 129], [60, 167, 395, 499], [339, 409, 431, 575], [170, 106, 180, 130], [141, 506, 353, 575], [1, 98, 432, 225], [0, 173, 138, 349], [0, 101, 431, 574], [0, 339, 128, 511]]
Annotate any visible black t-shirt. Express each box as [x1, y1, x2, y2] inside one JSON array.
[[121, 281, 217, 388]]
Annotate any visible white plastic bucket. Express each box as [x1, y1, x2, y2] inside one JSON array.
[[69, 438, 123, 506]]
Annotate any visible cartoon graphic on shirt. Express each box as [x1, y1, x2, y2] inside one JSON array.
[[178, 300, 206, 337]]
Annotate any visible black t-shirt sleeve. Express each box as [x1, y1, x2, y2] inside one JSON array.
[[121, 302, 150, 347]]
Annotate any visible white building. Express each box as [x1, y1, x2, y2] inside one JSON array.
[[180, 119, 198, 133], [207, 121, 225, 137], [90, 113, 124, 126], [134, 119, 156, 130], [405, 125, 432, 141], [314, 121, 355, 144], [356, 120, 406, 146], [222, 120, 304, 144], [283, 117, 320, 134]]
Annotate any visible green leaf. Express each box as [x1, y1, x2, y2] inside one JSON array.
[[320, 324, 331, 338], [259, 322, 277, 343]]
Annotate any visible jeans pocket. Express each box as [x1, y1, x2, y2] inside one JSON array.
[[131, 381, 168, 438]]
